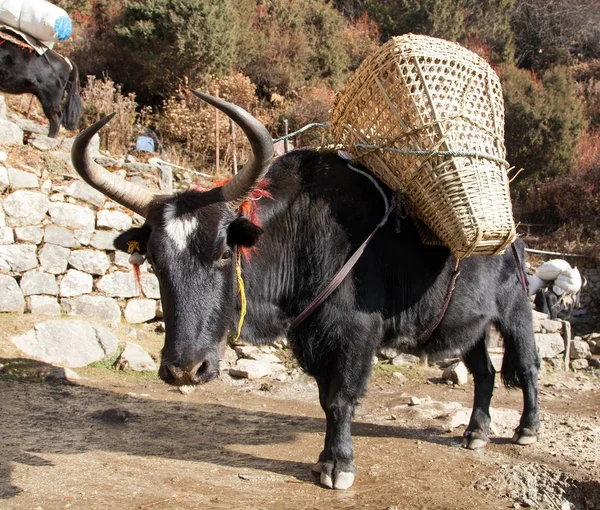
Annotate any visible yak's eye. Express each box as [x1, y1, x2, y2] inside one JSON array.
[[219, 249, 233, 262]]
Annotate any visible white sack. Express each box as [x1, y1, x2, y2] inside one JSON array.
[[526, 274, 546, 296], [0, 0, 22, 27], [553, 267, 582, 294], [536, 259, 571, 281], [0, 0, 71, 48]]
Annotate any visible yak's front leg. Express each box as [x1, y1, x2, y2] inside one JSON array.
[[462, 333, 495, 449], [313, 373, 358, 490]]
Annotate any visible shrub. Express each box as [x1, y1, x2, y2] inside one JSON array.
[[114, 0, 242, 101], [501, 64, 584, 188], [274, 84, 336, 148], [365, 0, 515, 64], [515, 130, 600, 257], [243, 0, 351, 97], [158, 73, 261, 174], [80, 75, 137, 154]]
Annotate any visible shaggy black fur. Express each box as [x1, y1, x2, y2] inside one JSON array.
[[0, 39, 82, 137], [115, 150, 540, 487]]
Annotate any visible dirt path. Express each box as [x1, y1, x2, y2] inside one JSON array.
[[1, 325, 599, 509]]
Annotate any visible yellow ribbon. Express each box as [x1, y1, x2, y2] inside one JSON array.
[[235, 250, 247, 341]]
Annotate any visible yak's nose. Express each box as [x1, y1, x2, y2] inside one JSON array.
[[160, 358, 215, 386]]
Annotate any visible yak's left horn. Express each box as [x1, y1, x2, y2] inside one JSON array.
[[71, 114, 156, 217], [191, 90, 274, 210]]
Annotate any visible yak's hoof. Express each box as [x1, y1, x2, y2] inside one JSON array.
[[312, 460, 356, 490], [512, 427, 538, 445], [462, 430, 489, 450]]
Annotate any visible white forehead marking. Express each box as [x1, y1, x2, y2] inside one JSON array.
[[164, 203, 198, 251]]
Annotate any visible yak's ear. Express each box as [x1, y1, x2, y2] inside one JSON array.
[[227, 217, 263, 248], [114, 225, 151, 254]]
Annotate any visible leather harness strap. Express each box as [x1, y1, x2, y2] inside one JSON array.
[[290, 198, 396, 329]]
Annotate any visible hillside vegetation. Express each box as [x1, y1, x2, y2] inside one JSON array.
[[47, 0, 600, 256]]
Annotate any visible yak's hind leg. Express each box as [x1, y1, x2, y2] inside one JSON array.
[[496, 305, 540, 445], [310, 319, 377, 490], [462, 328, 496, 449], [35, 86, 62, 138]]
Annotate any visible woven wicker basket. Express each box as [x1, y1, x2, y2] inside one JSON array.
[[331, 34, 516, 258]]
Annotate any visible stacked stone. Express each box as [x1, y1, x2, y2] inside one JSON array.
[[0, 149, 160, 325]]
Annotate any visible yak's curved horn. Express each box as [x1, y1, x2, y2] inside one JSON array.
[[71, 114, 156, 217], [191, 90, 274, 209]]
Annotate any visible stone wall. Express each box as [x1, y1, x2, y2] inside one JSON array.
[[572, 259, 600, 331], [0, 125, 166, 326]]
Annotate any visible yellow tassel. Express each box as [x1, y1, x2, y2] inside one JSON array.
[[235, 251, 247, 341], [127, 240, 140, 254]]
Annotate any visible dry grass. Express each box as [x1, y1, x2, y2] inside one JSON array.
[[80, 75, 137, 155]]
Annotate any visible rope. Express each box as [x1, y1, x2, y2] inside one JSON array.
[[524, 248, 588, 259], [346, 163, 389, 215], [273, 123, 330, 143], [353, 144, 509, 167], [235, 250, 247, 341]]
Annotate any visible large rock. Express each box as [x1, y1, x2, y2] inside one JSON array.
[[11, 320, 119, 368], [378, 347, 399, 360], [7, 167, 38, 190], [44, 225, 80, 248], [0, 199, 5, 226], [49, 203, 95, 232], [61, 133, 100, 158], [0, 244, 38, 272], [64, 181, 106, 208], [61, 295, 121, 323], [39, 244, 70, 274], [140, 273, 160, 299], [27, 133, 60, 152], [0, 257, 10, 274], [68, 249, 111, 275], [14, 226, 43, 244], [0, 120, 23, 145], [539, 318, 563, 333], [60, 269, 93, 297], [442, 361, 469, 385], [20, 270, 58, 296], [90, 230, 118, 251], [96, 272, 140, 298], [570, 339, 591, 360], [391, 353, 421, 366], [0, 275, 25, 312], [124, 299, 156, 323], [116, 343, 157, 371], [229, 359, 277, 380], [570, 359, 589, 370], [2, 190, 49, 227], [0, 167, 10, 193], [535, 333, 565, 359], [26, 295, 61, 315], [96, 210, 132, 231], [0, 166, 8, 193], [0, 226, 14, 244], [0, 95, 6, 120]]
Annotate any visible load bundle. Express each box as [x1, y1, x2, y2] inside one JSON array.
[[0, 0, 72, 50], [331, 34, 516, 258], [527, 259, 583, 297]]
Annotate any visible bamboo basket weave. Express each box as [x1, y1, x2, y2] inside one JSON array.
[[331, 34, 516, 258]]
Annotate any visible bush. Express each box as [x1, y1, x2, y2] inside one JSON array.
[[274, 84, 336, 148], [243, 0, 351, 97], [158, 73, 261, 174], [80, 75, 137, 154], [114, 0, 243, 101], [365, 0, 514, 64], [501, 64, 584, 188], [515, 130, 600, 257]]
